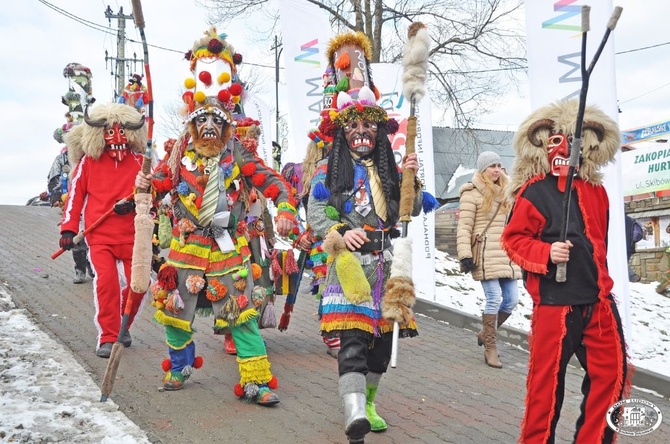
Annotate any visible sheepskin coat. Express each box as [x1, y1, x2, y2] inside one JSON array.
[[456, 174, 521, 282]]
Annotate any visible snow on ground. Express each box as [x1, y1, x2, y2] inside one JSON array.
[[424, 249, 670, 378], [0, 286, 151, 444]]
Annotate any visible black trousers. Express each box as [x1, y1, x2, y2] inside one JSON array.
[[337, 333, 393, 377]]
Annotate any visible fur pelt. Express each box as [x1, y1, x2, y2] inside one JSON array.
[[509, 99, 619, 195], [383, 237, 415, 324], [64, 103, 147, 166], [401, 22, 429, 104], [322, 230, 371, 304]]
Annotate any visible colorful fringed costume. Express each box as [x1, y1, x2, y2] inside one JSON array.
[[306, 30, 425, 443], [144, 28, 298, 405], [501, 100, 630, 442]]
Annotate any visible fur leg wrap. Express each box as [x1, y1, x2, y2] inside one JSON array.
[[323, 230, 371, 304], [131, 192, 155, 293]]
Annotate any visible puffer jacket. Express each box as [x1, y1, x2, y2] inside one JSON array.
[[456, 175, 521, 281]]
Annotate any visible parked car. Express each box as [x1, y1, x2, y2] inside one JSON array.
[[435, 200, 460, 223]]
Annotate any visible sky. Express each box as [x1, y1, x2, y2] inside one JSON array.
[[1, 0, 670, 206], [1, 251, 668, 442]]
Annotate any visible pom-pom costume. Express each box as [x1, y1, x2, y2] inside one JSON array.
[[143, 28, 297, 405], [307, 31, 423, 443], [500, 99, 630, 442], [60, 103, 148, 356]]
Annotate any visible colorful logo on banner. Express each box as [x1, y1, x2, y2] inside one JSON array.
[[621, 120, 670, 145]]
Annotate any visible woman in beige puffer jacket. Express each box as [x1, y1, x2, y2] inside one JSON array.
[[456, 151, 521, 369]]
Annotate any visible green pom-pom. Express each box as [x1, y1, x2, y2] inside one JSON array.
[[336, 77, 349, 92], [325, 206, 340, 221]]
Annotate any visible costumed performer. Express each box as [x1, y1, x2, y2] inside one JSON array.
[[501, 99, 630, 443], [135, 28, 298, 406], [59, 102, 148, 358], [307, 31, 423, 442]]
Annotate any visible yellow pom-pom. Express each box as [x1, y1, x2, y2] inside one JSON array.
[[184, 77, 196, 89], [232, 95, 241, 104], [194, 91, 206, 103], [218, 72, 231, 84]]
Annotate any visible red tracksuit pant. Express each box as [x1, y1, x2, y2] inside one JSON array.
[[88, 243, 143, 346], [520, 297, 628, 443]]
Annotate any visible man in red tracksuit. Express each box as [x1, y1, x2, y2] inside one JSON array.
[[59, 102, 148, 358], [501, 99, 629, 443]]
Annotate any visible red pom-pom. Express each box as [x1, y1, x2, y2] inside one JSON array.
[[251, 173, 266, 187], [198, 71, 212, 86], [195, 196, 202, 208], [267, 376, 278, 389], [234, 383, 244, 397], [229, 83, 243, 96], [233, 53, 243, 65], [241, 163, 256, 176], [157, 265, 178, 291], [386, 118, 400, 135], [236, 294, 248, 308], [182, 91, 194, 104], [161, 358, 172, 372], [218, 89, 231, 103], [207, 39, 223, 53], [193, 356, 204, 369], [263, 184, 280, 201], [291, 227, 300, 235]]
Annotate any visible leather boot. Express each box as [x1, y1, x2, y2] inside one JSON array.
[[339, 372, 370, 443], [223, 333, 237, 355], [365, 372, 387, 432], [477, 311, 512, 346], [482, 314, 502, 368], [72, 247, 88, 284]]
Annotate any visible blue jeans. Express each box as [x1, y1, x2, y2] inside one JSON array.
[[481, 278, 519, 315]]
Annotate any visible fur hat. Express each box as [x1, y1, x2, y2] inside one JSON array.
[[477, 151, 501, 172], [64, 102, 147, 166], [509, 99, 619, 194]]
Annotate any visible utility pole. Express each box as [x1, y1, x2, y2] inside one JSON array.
[[271, 35, 283, 145], [104, 5, 143, 101]]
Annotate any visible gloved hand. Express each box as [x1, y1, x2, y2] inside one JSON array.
[[113, 199, 136, 215], [460, 257, 476, 273], [59, 231, 77, 251]]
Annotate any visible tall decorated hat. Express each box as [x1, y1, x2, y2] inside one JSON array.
[[182, 27, 244, 114], [325, 31, 379, 102]]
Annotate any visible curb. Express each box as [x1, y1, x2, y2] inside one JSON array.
[[414, 298, 670, 399]]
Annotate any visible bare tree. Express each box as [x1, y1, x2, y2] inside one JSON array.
[[197, 0, 526, 127]]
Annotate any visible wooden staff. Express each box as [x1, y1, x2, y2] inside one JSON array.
[[556, 5, 622, 282], [101, 0, 153, 402], [384, 22, 430, 368]]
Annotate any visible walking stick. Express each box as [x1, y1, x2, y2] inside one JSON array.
[[384, 22, 430, 368], [556, 5, 622, 282], [51, 192, 134, 260], [101, 0, 153, 402]]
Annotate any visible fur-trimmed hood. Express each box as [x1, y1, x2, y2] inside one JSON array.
[[64, 102, 147, 166], [508, 99, 619, 194]]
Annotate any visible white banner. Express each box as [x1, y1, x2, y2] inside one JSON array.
[[526, 1, 630, 336], [278, 0, 332, 164], [372, 63, 436, 298], [621, 146, 670, 196], [243, 91, 275, 167]]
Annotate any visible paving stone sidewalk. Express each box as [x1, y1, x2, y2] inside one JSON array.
[[1, 205, 668, 444]]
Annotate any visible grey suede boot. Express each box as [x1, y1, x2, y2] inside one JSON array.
[[339, 372, 371, 443]]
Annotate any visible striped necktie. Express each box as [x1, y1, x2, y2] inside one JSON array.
[[198, 156, 221, 226], [361, 158, 387, 221]]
